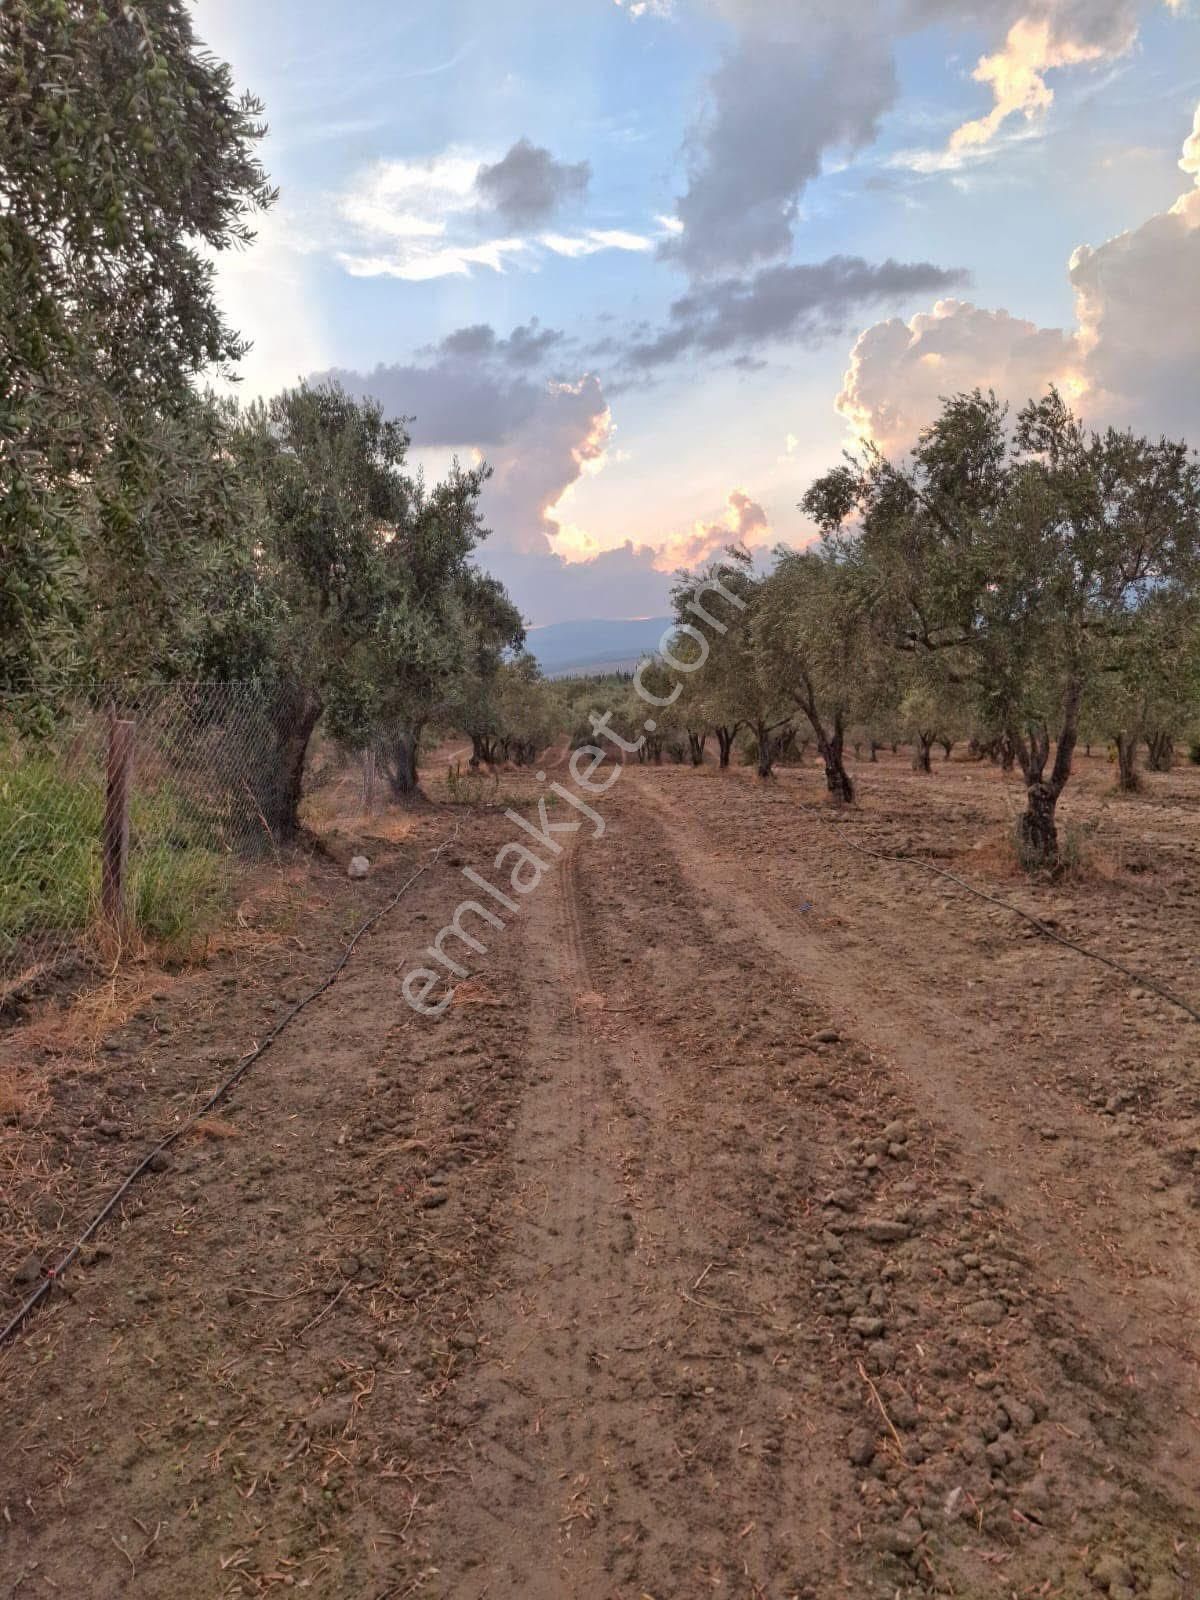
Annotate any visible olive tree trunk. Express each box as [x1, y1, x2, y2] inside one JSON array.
[[1012, 677, 1082, 870], [1018, 781, 1061, 862], [791, 679, 854, 804], [382, 722, 424, 799], [818, 733, 854, 803], [265, 685, 323, 843], [469, 732, 500, 768], [754, 721, 775, 779], [1146, 731, 1174, 773], [1115, 731, 1141, 793]]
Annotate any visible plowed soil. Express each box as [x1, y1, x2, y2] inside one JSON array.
[[2, 752, 1199, 1599]]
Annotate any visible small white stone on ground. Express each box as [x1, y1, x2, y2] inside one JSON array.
[[348, 855, 370, 879]]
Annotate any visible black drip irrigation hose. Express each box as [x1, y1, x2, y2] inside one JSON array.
[[794, 798, 1200, 1026], [0, 827, 461, 1348]]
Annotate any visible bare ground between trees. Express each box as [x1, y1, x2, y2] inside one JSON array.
[[0, 755, 1198, 1598]]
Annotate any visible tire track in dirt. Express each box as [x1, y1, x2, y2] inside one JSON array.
[[6, 770, 1199, 1597], [429, 832, 860, 1598], [560, 774, 1200, 1597], [432, 839, 635, 1598], [672, 768, 1200, 1409], [635, 769, 1200, 1506]]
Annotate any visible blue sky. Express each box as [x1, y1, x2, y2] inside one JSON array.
[[200, 0, 1200, 623]]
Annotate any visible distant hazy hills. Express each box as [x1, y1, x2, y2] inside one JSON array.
[[525, 616, 673, 678]]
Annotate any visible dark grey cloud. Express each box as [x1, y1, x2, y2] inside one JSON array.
[[667, 0, 1149, 278], [628, 254, 969, 368], [432, 319, 564, 369], [475, 138, 591, 226], [435, 324, 498, 360], [498, 320, 566, 367], [314, 356, 540, 448], [307, 348, 642, 624], [905, 0, 1139, 54], [313, 320, 567, 447], [664, 4, 898, 277]]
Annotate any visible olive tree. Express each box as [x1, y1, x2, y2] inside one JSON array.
[[805, 389, 1200, 865], [493, 654, 559, 765], [219, 385, 416, 834], [1, 0, 273, 702], [896, 659, 971, 771], [754, 547, 873, 803], [454, 632, 534, 769], [671, 550, 792, 776], [330, 468, 523, 800], [1087, 591, 1200, 790]]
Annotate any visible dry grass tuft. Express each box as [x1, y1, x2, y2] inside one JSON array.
[[957, 828, 1028, 884], [451, 979, 503, 1008], [18, 969, 171, 1063], [189, 1117, 241, 1140], [0, 1074, 36, 1120]]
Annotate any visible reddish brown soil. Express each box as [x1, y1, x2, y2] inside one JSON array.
[[1, 753, 1198, 1598]]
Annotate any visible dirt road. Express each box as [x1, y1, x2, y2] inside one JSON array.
[[2, 757, 1198, 1598]]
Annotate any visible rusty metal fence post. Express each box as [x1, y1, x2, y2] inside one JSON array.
[[102, 717, 136, 929]]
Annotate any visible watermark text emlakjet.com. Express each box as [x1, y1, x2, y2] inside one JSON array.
[[402, 565, 745, 1016]]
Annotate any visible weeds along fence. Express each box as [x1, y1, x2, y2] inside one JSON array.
[[0, 683, 337, 1005]]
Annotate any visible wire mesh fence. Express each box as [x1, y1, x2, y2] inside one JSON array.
[[0, 682, 337, 1004]]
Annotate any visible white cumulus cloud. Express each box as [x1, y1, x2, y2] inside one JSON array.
[[539, 229, 655, 258], [837, 102, 1200, 454]]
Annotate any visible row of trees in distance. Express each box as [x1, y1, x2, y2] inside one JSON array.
[[564, 390, 1199, 869]]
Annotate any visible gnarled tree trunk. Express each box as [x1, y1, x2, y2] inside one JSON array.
[[818, 732, 854, 803], [1146, 731, 1174, 773], [265, 684, 323, 843], [715, 726, 737, 769], [687, 730, 707, 766], [754, 721, 775, 779], [791, 678, 853, 804], [912, 733, 934, 773], [470, 732, 499, 767], [1115, 731, 1141, 793], [381, 722, 424, 799], [1012, 677, 1081, 870], [1018, 781, 1060, 863]]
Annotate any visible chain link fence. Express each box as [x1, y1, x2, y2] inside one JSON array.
[[0, 683, 339, 1005]]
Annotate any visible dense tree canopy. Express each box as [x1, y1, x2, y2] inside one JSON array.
[[1, 0, 274, 701], [804, 388, 1200, 861], [220, 384, 523, 829]]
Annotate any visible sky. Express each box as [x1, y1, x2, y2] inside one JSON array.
[[198, 0, 1200, 625]]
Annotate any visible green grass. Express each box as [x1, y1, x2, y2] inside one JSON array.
[[128, 841, 228, 946], [0, 754, 104, 956], [0, 746, 230, 965]]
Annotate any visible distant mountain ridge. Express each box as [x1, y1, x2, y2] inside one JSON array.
[[525, 616, 674, 678]]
